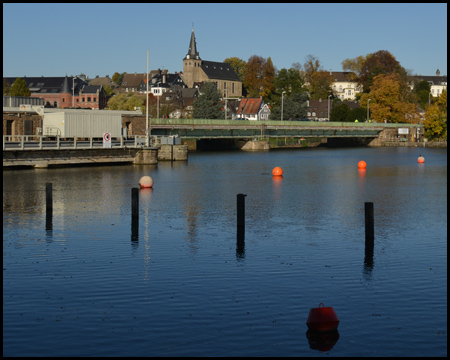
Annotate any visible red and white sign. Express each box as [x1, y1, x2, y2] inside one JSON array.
[[103, 132, 111, 148]]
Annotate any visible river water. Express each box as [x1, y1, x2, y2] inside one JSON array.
[[3, 146, 447, 356]]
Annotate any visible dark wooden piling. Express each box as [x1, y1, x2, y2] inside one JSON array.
[[45, 183, 53, 230], [131, 187, 139, 239], [237, 193, 247, 240], [46, 183, 52, 213], [365, 202, 374, 256]]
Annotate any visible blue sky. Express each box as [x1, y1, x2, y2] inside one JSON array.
[[3, 3, 447, 78]]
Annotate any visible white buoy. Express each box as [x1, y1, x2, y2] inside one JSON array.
[[139, 176, 153, 188]]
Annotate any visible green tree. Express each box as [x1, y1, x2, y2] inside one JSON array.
[[112, 72, 126, 86], [309, 70, 333, 100], [330, 102, 350, 122], [269, 92, 308, 120], [424, 90, 447, 140], [193, 82, 224, 119], [223, 57, 246, 81], [272, 67, 306, 96], [413, 79, 431, 109], [302, 54, 321, 86], [104, 85, 115, 96], [346, 107, 367, 122], [9, 77, 31, 96]]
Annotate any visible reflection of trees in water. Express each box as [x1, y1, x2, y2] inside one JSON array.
[[184, 204, 199, 254]]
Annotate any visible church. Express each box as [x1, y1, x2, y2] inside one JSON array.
[[182, 29, 242, 98]]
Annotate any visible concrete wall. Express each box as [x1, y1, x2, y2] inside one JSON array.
[[157, 145, 188, 161]]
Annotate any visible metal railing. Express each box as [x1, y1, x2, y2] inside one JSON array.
[[3, 135, 162, 151]]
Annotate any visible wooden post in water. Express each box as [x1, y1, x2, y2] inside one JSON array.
[[131, 187, 139, 239], [365, 202, 374, 257], [237, 193, 247, 240], [45, 183, 52, 230]]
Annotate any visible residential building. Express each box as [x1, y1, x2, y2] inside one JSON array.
[[236, 97, 270, 120], [3, 75, 107, 109], [330, 71, 362, 100], [410, 68, 447, 98], [182, 28, 242, 97], [306, 99, 333, 121]]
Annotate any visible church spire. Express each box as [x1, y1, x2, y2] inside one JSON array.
[[61, 75, 71, 94], [185, 28, 200, 60]]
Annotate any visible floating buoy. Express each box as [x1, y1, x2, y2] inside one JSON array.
[[139, 176, 153, 188], [272, 167, 283, 176], [358, 160, 367, 169], [306, 303, 340, 331], [417, 156, 425, 163]]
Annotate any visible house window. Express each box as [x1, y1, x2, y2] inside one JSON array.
[[82, 98, 85, 102], [62, 98, 65, 102], [126, 88, 129, 92], [224, 82, 227, 90], [339, 86, 342, 92], [348, 90, 351, 95], [93, 97, 96, 102], [232, 83, 235, 93], [76, 99, 79, 103]]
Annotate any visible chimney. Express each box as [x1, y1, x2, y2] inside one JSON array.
[[163, 74, 166, 84]]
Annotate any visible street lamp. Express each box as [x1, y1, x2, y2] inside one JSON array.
[[72, 77, 76, 108], [367, 98, 371, 122], [328, 95, 332, 121], [146, 49, 149, 146], [156, 82, 161, 120], [224, 88, 227, 120], [281, 91, 286, 121]]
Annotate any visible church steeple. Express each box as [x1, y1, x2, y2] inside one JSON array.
[[185, 28, 200, 60], [436, 68, 440, 76], [61, 75, 71, 94]]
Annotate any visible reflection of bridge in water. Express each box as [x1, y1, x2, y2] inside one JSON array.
[[147, 118, 422, 141]]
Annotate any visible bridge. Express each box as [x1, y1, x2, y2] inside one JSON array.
[[141, 118, 423, 144]]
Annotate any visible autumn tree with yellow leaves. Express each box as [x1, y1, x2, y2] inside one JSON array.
[[360, 73, 416, 123], [424, 90, 447, 141]]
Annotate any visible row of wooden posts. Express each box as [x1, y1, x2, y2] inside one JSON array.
[[45, 184, 375, 255]]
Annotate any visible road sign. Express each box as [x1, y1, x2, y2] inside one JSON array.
[[103, 132, 111, 148]]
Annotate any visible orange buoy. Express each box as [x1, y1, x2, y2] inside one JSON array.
[[306, 303, 340, 331], [139, 176, 153, 188], [272, 167, 283, 176], [358, 160, 367, 169], [417, 156, 425, 163]]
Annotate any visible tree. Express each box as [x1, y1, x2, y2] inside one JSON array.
[[104, 85, 115, 96], [424, 90, 447, 140], [269, 92, 308, 120], [330, 102, 350, 122], [9, 77, 31, 97], [341, 54, 372, 81], [413, 79, 431, 109], [106, 93, 144, 111], [244, 55, 275, 101], [302, 55, 321, 86], [193, 82, 224, 119], [360, 73, 416, 123], [223, 57, 246, 81], [112, 72, 126, 86], [272, 67, 306, 96], [358, 50, 405, 93], [309, 70, 333, 100], [346, 107, 367, 122], [3, 79, 11, 95]]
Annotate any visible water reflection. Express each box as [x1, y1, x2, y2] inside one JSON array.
[[306, 329, 340, 352]]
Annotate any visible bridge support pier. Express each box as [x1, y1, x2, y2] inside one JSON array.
[[240, 140, 270, 151], [133, 148, 158, 165]]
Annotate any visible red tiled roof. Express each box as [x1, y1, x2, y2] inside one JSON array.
[[237, 98, 263, 115]]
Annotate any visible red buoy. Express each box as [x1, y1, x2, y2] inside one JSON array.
[[306, 303, 340, 331], [272, 167, 283, 176], [358, 161, 367, 169], [417, 156, 425, 163]]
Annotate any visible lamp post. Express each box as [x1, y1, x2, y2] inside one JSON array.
[[224, 88, 228, 120], [281, 91, 286, 121], [72, 77, 76, 108], [156, 82, 161, 120], [367, 98, 371, 122], [328, 95, 332, 121], [146, 49, 149, 146]]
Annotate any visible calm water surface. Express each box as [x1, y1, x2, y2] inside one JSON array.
[[3, 147, 447, 356]]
